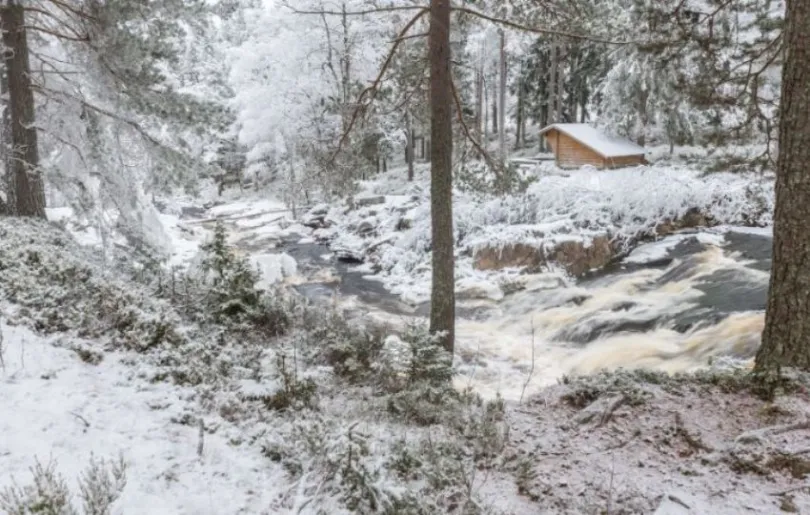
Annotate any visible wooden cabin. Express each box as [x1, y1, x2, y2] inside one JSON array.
[[539, 124, 646, 170]]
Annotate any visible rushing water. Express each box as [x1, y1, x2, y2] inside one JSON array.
[[205, 206, 772, 401], [274, 228, 771, 400]]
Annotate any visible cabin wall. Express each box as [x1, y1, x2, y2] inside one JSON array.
[[604, 155, 646, 168], [545, 130, 605, 168]]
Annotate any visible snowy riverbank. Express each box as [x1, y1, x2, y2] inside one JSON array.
[[307, 162, 774, 305]]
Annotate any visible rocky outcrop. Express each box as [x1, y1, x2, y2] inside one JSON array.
[[655, 208, 713, 236], [472, 236, 618, 278], [472, 209, 714, 277], [473, 243, 546, 273]]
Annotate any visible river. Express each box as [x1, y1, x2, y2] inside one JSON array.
[[196, 205, 772, 401]]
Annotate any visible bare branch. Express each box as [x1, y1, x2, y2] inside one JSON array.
[[281, 2, 426, 17], [449, 74, 500, 174], [329, 6, 428, 164], [25, 25, 89, 42], [452, 6, 632, 46]]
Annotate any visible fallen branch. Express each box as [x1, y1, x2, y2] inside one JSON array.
[[675, 412, 715, 453], [574, 394, 627, 426], [736, 419, 810, 445]]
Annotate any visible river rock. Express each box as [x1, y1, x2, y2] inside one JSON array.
[[473, 243, 546, 272], [655, 208, 712, 236], [355, 195, 386, 207], [357, 219, 376, 236], [550, 236, 616, 277]]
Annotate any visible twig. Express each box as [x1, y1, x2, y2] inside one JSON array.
[[606, 453, 615, 514], [197, 418, 205, 458], [519, 317, 536, 405], [770, 483, 810, 497], [69, 411, 90, 431], [675, 412, 715, 452]]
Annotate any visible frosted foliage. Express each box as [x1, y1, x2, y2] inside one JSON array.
[[328, 165, 773, 301], [22, 0, 232, 257]]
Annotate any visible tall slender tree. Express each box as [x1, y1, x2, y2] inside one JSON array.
[[756, 0, 810, 373], [429, 0, 454, 355], [2, 2, 45, 218]]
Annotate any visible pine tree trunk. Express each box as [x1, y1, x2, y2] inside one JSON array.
[[428, 0, 454, 356], [756, 0, 810, 372], [2, 3, 45, 218], [498, 29, 507, 163], [548, 45, 557, 124], [474, 60, 483, 144], [555, 38, 564, 122], [1, 61, 10, 214], [492, 77, 498, 135], [406, 112, 415, 181]]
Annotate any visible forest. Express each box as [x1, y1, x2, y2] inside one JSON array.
[[1, 0, 810, 513]]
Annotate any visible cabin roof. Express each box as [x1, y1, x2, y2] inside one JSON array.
[[539, 123, 646, 158]]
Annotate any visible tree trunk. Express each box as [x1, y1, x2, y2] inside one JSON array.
[[555, 38, 564, 122], [406, 112, 415, 181], [498, 29, 507, 164], [1, 61, 10, 214], [474, 58, 483, 144], [548, 43, 558, 124], [2, 3, 45, 218], [756, 0, 810, 372], [428, 0, 454, 356], [492, 76, 498, 135], [515, 62, 524, 151]]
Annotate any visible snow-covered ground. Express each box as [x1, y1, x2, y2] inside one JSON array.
[[0, 323, 284, 514]]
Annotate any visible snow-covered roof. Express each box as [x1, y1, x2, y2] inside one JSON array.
[[539, 123, 646, 158]]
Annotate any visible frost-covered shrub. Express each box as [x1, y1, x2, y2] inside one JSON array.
[[298, 304, 387, 383], [383, 325, 457, 426], [261, 349, 317, 411], [455, 160, 535, 196], [0, 455, 126, 515], [0, 218, 183, 352], [193, 222, 291, 337]]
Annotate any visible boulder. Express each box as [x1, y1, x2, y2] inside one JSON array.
[[551, 236, 616, 277], [355, 195, 386, 207], [656, 208, 712, 236], [473, 236, 619, 278], [473, 243, 546, 272]]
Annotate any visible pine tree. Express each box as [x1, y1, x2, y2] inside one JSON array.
[[755, 0, 810, 373]]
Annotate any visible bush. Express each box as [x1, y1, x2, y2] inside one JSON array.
[[0, 455, 126, 515]]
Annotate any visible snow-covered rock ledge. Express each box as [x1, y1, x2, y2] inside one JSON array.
[[308, 163, 773, 304]]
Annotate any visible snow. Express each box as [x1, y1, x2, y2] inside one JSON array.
[[0, 322, 286, 514], [540, 123, 647, 158], [250, 252, 298, 288], [624, 232, 726, 264]]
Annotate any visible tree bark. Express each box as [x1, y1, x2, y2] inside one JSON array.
[[2, 3, 45, 218], [428, 0, 454, 356], [474, 57, 483, 144], [0, 60, 10, 213], [405, 112, 414, 181], [548, 42, 558, 124], [498, 29, 507, 163], [756, 0, 810, 372]]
